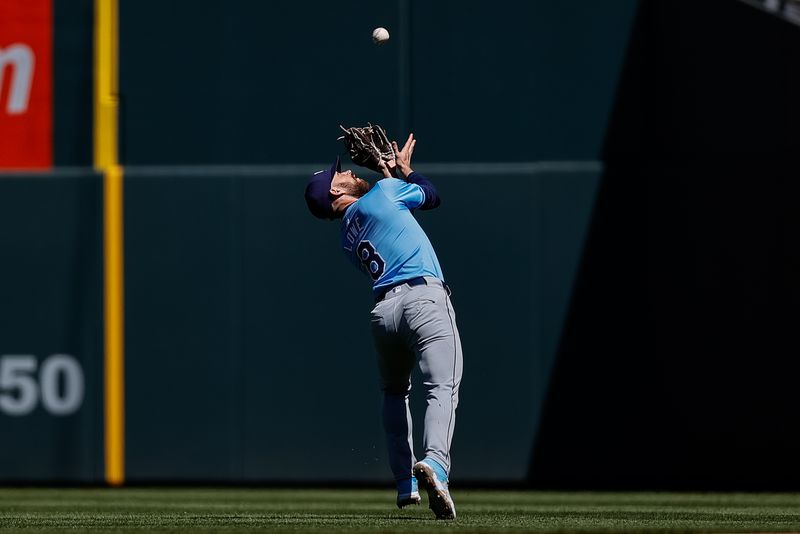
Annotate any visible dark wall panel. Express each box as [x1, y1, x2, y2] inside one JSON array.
[[118, 0, 637, 165], [123, 168, 600, 481], [411, 1, 637, 161], [124, 173, 243, 479], [239, 175, 383, 481], [0, 173, 103, 481], [529, 0, 800, 490], [54, 0, 93, 166], [119, 1, 402, 165], [603, 0, 799, 160]]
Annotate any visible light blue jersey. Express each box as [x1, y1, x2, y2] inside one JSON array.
[[341, 178, 444, 297]]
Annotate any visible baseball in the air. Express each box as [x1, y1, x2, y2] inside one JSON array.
[[372, 27, 390, 44]]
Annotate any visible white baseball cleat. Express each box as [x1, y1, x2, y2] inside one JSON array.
[[413, 458, 456, 520]]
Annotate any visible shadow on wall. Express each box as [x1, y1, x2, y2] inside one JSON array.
[[528, 0, 800, 490]]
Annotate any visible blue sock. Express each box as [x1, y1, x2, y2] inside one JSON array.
[[396, 475, 418, 494]]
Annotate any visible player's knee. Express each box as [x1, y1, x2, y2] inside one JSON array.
[[425, 378, 454, 391], [424, 381, 454, 397]]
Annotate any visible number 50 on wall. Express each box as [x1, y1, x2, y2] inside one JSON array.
[[0, 354, 84, 416]]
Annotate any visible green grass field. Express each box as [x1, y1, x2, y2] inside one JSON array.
[[1, 488, 800, 533]]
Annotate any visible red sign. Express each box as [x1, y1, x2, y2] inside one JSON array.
[[0, 0, 52, 169]]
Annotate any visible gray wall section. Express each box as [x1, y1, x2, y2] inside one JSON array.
[[123, 168, 599, 481], [0, 173, 103, 481], [118, 0, 637, 164]]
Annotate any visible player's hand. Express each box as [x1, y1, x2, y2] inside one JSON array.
[[377, 157, 393, 179], [392, 134, 416, 180]]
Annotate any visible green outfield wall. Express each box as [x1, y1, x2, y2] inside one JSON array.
[[119, 166, 600, 482], [0, 168, 600, 482], [2, 0, 799, 488]]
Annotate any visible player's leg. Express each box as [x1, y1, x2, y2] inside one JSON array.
[[371, 299, 420, 507], [400, 283, 463, 519], [402, 285, 463, 473], [420, 302, 463, 473]]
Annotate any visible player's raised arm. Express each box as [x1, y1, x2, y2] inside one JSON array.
[[392, 134, 441, 210], [392, 134, 416, 180]]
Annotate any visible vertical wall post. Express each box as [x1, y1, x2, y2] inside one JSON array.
[[94, 0, 124, 486]]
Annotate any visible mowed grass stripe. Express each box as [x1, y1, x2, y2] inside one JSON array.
[[1, 488, 800, 533]]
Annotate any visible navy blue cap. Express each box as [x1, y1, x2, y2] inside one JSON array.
[[305, 156, 341, 219]]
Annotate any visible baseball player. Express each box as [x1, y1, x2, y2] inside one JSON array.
[[305, 133, 463, 520]]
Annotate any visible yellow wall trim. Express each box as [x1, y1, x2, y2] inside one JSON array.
[[95, 0, 124, 486], [103, 164, 125, 486], [94, 0, 118, 170]]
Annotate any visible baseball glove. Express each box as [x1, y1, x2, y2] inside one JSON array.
[[338, 123, 396, 173]]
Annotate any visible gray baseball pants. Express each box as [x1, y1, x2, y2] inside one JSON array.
[[370, 277, 463, 481]]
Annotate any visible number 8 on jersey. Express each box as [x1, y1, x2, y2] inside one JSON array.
[[357, 240, 385, 280]]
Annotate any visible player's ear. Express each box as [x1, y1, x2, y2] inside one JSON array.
[[329, 187, 343, 198]]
